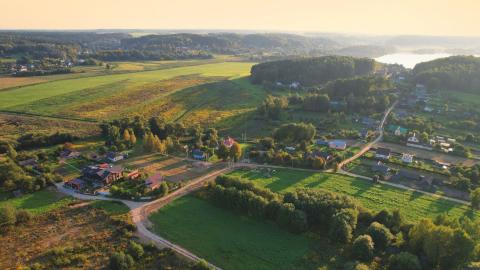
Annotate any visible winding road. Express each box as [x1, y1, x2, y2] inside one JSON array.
[[55, 164, 233, 270], [337, 101, 398, 170]]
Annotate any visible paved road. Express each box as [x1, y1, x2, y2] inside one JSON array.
[[337, 101, 398, 170], [55, 165, 233, 270]]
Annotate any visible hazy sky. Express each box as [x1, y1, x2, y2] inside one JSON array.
[[1, 0, 479, 36]]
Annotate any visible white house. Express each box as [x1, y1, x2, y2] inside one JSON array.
[[407, 133, 420, 144], [401, 153, 414, 163]]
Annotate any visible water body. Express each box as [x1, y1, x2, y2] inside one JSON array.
[[375, 53, 452, 69]]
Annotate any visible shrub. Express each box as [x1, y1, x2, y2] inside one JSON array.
[[127, 240, 144, 259], [351, 235, 374, 262], [366, 222, 394, 250], [0, 204, 17, 228], [192, 259, 213, 270], [109, 252, 134, 270], [330, 218, 353, 244], [16, 209, 32, 224], [388, 252, 421, 270]]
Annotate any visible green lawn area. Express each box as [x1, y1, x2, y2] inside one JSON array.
[[149, 196, 315, 270], [228, 168, 479, 222], [91, 200, 130, 216], [0, 189, 74, 215]]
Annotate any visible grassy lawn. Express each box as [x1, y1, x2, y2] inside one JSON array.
[[0, 189, 74, 215], [91, 200, 130, 216], [150, 196, 315, 270], [228, 168, 479, 222]]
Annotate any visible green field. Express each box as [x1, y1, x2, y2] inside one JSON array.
[[228, 168, 478, 222], [0, 62, 252, 109], [91, 200, 130, 216], [150, 196, 316, 270], [0, 61, 262, 129], [0, 189, 74, 215]]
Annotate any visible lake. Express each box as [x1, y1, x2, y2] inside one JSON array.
[[375, 53, 452, 69]]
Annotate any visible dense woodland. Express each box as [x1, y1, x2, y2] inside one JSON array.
[[413, 56, 480, 93], [250, 56, 378, 86]]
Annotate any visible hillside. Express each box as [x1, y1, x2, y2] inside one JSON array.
[[413, 55, 480, 93], [250, 55, 377, 86], [120, 33, 338, 55]]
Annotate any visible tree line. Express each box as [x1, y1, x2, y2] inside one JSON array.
[[205, 174, 480, 270]]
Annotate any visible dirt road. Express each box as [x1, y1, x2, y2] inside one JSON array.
[[337, 101, 398, 169], [55, 164, 232, 270]]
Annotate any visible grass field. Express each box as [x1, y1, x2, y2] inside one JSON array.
[[0, 189, 74, 215], [228, 168, 478, 222], [91, 200, 130, 216], [0, 61, 261, 128], [0, 62, 253, 109], [150, 196, 316, 270]]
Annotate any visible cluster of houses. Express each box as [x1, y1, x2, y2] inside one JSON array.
[[192, 137, 237, 160]]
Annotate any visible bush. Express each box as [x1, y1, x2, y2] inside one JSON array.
[[366, 222, 394, 250], [127, 240, 144, 259], [16, 209, 32, 224], [351, 235, 374, 262], [0, 204, 17, 228], [109, 252, 134, 270], [330, 218, 353, 244], [388, 252, 421, 270], [192, 259, 213, 270]]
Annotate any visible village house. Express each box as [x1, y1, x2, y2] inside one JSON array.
[[285, 146, 296, 152], [289, 81, 301, 89], [60, 148, 81, 159], [192, 149, 206, 160], [375, 148, 391, 160], [407, 133, 420, 143], [126, 169, 140, 180], [65, 178, 85, 190], [388, 125, 408, 136], [306, 150, 333, 161], [81, 164, 124, 187], [145, 173, 163, 190], [329, 140, 347, 150], [372, 161, 391, 176], [106, 152, 126, 163], [401, 153, 414, 163]]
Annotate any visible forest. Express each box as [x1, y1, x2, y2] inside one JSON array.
[[413, 56, 480, 93], [250, 56, 377, 86]]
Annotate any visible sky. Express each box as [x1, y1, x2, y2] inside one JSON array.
[[1, 0, 479, 36]]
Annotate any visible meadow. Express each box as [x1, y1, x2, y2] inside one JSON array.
[[0, 189, 74, 215], [0, 61, 263, 132], [228, 168, 478, 222], [149, 196, 317, 270]]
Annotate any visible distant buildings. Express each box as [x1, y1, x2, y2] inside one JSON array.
[[106, 152, 127, 163], [372, 161, 391, 176], [329, 140, 347, 150], [192, 149, 206, 160], [401, 153, 414, 164], [375, 148, 391, 160], [145, 173, 163, 190]]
